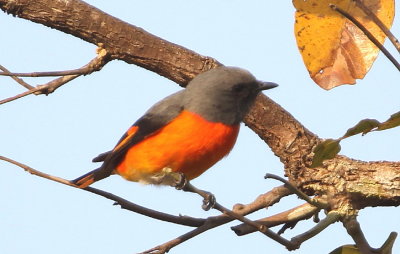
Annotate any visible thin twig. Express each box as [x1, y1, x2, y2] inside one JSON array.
[[232, 203, 319, 236], [330, 4, 400, 72], [290, 211, 341, 249], [34, 73, 80, 95], [0, 74, 81, 105], [0, 88, 39, 105], [0, 64, 34, 89], [343, 217, 374, 254], [0, 69, 96, 77], [265, 173, 328, 209], [180, 180, 297, 249], [214, 202, 296, 248], [0, 74, 80, 105], [0, 155, 205, 227], [140, 218, 223, 254], [0, 48, 110, 78], [0, 155, 74, 185], [353, 0, 400, 53], [0, 47, 111, 105], [85, 187, 205, 227], [344, 218, 397, 253], [140, 185, 293, 254], [378, 232, 397, 253]]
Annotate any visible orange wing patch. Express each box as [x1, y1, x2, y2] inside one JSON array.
[[113, 126, 139, 152]]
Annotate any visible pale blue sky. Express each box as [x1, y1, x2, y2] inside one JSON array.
[[1, 1, 399, 253]]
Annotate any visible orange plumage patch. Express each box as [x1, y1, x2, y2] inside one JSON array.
[[113, 125, 139, 152], [116, 110, 240, 182]]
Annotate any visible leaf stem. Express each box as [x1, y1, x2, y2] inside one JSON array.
[[353, 0, 400, 53], [330, 4, 400, 72]]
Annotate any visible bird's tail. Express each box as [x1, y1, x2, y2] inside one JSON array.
[[71, 168, 100, 188]]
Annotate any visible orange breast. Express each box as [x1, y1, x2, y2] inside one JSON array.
[[116, 110, 240, 182]]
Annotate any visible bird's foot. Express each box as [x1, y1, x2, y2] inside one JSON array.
[[172, 173, 216, 211]]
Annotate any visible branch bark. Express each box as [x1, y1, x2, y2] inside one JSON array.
[[1, 0, 399, 213]]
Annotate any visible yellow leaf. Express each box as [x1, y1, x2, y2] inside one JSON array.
[[329, 245, 361, 254], [293, 0, 395, 90]]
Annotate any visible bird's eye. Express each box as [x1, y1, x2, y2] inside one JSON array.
[[232, 83, 246, 94]]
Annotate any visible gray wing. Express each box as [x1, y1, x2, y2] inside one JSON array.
[[76, 90, 185, 184]]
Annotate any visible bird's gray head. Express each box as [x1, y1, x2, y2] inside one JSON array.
[[183, 66, 278, 125]]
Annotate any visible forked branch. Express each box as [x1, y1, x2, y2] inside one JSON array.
[[343, 217, 397, 254], [0, 47, 111, 105]]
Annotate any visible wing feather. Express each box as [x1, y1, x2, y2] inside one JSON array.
[[72, 90, 184, 186]]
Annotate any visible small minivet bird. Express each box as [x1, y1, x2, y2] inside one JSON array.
[[73, 66, 277, 188]]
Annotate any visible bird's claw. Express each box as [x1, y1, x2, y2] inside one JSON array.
[[173, 172, 188, 190], [172, 174, 216, 211], [201, 192, 216, 211]]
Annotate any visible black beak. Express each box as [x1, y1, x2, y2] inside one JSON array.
[[257, 81, 279, 91]]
